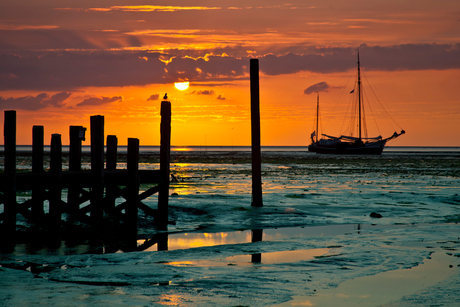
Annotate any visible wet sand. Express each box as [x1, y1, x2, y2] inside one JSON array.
[[1, 150, 459, 306]]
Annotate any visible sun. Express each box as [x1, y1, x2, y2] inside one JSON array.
[[174, 81, 190, 91]]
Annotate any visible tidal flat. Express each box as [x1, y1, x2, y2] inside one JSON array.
[[1, 150, 459, 306]]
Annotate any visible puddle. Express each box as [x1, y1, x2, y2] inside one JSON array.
[[5, 224, 376, 255], [226, 248, 335, 265], [139, 224, 374, 252], [139, 231, 252, 252], [162, 248, 337, 267]]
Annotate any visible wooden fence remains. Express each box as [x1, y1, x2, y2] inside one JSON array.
[[0, 99, 172, 248]]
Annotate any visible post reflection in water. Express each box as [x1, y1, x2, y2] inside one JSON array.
[[157, 232, 168, 251], [251, 229, 263, 263]]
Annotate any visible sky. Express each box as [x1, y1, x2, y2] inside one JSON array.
[[1, 0, 460, 146]]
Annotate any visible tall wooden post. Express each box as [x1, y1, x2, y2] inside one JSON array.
[[3, 110, 17, 239], [106, 135, 117, 170], [31, 125, 45, 217], [250, 59, 263, 207], [105, 135, 118, 210], [49, 133, 62, 229], [126, 138, 139, 246], [68, 126, 85, 215], [158, 99, 171, 226], [90, 116, 104, 228]]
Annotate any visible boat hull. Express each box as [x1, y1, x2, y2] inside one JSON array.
[[309, 140, 386, 155]]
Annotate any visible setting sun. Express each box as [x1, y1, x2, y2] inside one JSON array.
[[174, 81, 190, 91]]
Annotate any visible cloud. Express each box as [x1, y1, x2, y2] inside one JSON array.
[[0, 51, 166, 90], [147, 94, 160, 101], [1, 44, 460, 91], [215, 94, 226, 100], [190, 90, 215, 95], [0, 92, 71, 110], [125, 29, 202, 37], [45, 91, 72, 107], [89, 6, 221, 12], [304, 82, 343, 94], [0, 25, 59, 30], [77, 96, 123, 107], [260, 44, 460, 75], [342, 18, 415, 25]]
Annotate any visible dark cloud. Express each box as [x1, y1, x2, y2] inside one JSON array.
[[0, 92, 71, 110], [304, 82, 329, 94], [147, 94, 160, 101], [189, 90, 215, 95], [45, 91, 72, 107], [0, 29, 144, 51], [215, 94, 226, 100], [0, 51, 167, 91], [260, 44, 460, 75], [77, 96, 123, 107], [165, 55, 245, 83], [0, 30, 99, 51], [304, 82, 343, 94], [1, 44, 460, 91]]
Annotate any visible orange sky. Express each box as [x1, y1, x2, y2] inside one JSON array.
[[1, 1, 460, 146]]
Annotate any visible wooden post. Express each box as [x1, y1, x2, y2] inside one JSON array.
[[106, 135, 117, 170], [126, 138, 139, 244], [69, 126, 85, 171], [158, 99, 171, 225], [68, 126, 86, 215], [90, 116, 104, 228], [49, 133, 62, 229], [31, 125, 45, 217], [250, 59, 263, 207], [3, 110, 17, 239], [105, 135, 118, 210]]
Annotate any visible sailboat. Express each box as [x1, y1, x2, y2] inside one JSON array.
[[308, 51, 405, 155]]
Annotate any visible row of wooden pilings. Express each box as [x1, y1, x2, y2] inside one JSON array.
[[0, 99, 172, 245]]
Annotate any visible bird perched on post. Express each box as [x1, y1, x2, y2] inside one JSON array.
[[163, 93, 168, 100]]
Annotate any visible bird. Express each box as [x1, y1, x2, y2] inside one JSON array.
[[163, 93, 168, 100]]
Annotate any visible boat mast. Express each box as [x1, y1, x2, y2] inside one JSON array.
[[357, 50, 362, 141], [316, 92, 319, 142]]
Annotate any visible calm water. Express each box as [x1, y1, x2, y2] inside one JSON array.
[[4, 145, 460, 154]]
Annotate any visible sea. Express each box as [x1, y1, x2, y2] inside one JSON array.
[[1, 146, 459, 306], [6, 145, 460, 154]]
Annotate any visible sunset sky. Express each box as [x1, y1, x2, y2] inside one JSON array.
[[1, 0, 459, 146]]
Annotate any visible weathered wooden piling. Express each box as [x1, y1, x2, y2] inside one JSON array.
[[68, 126, 86, 215], [105, 135, 118, 210], [106, 135, 117, 170], [126, 137, 140, 241], [158, 99, 171, 225], [90, 115, 104, 228], [31, 126, 45, 217], [250, 59, 263, 207], [69, 126, 86, 172], [49, 134, 62, 229], [3, 110, 17, 238]]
